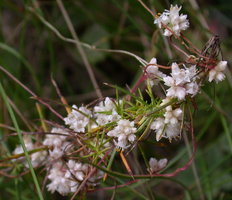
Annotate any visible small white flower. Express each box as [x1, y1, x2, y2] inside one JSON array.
[[165, 122, 181, 140], [164, 107, 183, 124], [185, 81, 199, 96], [163, 63, 199, 100], [43, 127, 68, 147], [107, 119, 137, 149], [30, 151, 47, 168], [208, 61, 227, 83], [94, 97, 115, 112], [13, 136, 47, 168], [146, 58, 166, 87], [150, 117, 165, 141], [154, 5, 189, 37], [94, 97, 121, 126], [47, 162, 72, 195], [150, 104, 182, 141], [148, 157, 168, 173], [65, 160, 88, 181], [64, 105, 91, 132], [13, 136, 34, 155], [47, 160, 102, 195]]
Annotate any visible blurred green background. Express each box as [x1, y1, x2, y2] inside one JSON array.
[[0, 0, 232, 199]]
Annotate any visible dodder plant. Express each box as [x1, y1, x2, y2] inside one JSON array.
[[0, 4, 228, 199]]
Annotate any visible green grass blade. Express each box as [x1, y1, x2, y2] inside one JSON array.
[[0, 81, 44, 200]]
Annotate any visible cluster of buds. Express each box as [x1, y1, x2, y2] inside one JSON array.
[[11, 4, 228, 197]]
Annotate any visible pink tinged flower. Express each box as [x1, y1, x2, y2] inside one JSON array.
[[171, 63, 193, 85], [163, 29, 172, 37], [151, 106, 182, 141], [208, 61, 227, 83], [146, 58, 166, 87], [148, 157, 168, 173]]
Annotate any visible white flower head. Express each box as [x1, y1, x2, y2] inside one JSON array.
[[93, 97, 121, 126], [163, 63, 199, 100], [107, 119, 137, 149], [154, 5, 189, 37], [47, 160, 102, 195], [151, 116, 181, 141], [47, 162, 73, 195], [208, 61, 227, 83], [150, 102, 183, 141], [64, 105, 91, 132]]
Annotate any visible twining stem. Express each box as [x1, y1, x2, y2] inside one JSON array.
[[27, 7, 147, 66]]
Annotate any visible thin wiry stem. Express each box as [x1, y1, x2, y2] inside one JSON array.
[[183, 127, 205, 200], [148, 0, 173, 59], [186, 104, 205, 200], [7, 96, 34, 131], [137, 0, 174, 59], [27, 7, 147, 66], [56, 0, 102, 98], [51, 75, 71, 114], [137, 0, 156, 18], [0, 65, 63, 120]]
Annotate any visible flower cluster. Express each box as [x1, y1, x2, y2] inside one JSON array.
[[147, 58, 227, 141], [163, 63, 199, 100], [93, 97, 121, 126], [46, 160, 103, 195], [43, 127, 71, 159], [12, 98, 137, 195], [64, 105, 91, 132], [154, 5, 189, 37], [151, 100, 183, 141], [107, 119, 137, 149]]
